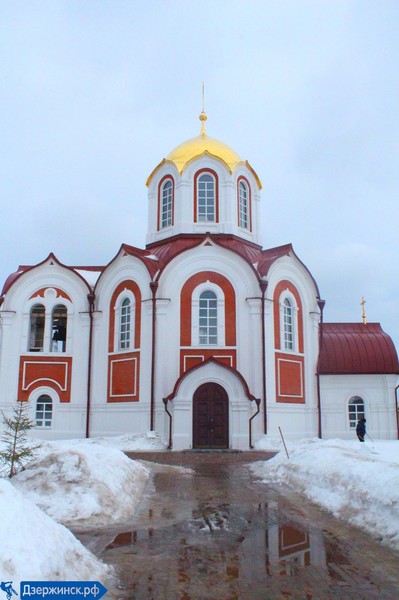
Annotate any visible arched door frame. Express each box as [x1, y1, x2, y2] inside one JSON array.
[[193, 382, 229, 449]]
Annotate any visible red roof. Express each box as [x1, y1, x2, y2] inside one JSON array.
[[1, 254, 102, 295], [320, 323, 399, 375], [2, 234, 320, 298], [146, 234, 319, 289]]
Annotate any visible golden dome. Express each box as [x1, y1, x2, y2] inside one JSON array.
[[146, 112, 262, 188], [166, 132, 242, 174]]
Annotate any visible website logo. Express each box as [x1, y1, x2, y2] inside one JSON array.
[[0, 582, 18, 600]]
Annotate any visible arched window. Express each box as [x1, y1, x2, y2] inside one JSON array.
[[348, 396, 365, 428], [238, 180, 249, 229], [29, 304, 45, 352], [283, 298, 294, 350], [199, 290, 218, 345], [35, 395, 53, 428], [197, 173, 216, 222], [160, 179, 173, 228], [119, 297, 133, 350], [275, 282, 303, 354], [51, 304, 67, 352]]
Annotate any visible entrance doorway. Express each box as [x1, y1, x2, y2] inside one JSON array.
[[193, 382, 229, 449]]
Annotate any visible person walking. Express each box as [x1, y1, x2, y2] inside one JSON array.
[[356, 417, 366, 442]]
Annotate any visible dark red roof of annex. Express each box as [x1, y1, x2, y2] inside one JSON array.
[[320, 322, 399, 375]]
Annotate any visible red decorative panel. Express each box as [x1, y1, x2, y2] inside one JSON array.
[[19, 356, 72, 402], [279, 525, 310, 559], [275, 353, 305, 403], [29, 288, 72, 302], [107, 352, 140, 403], [180, 350, 236, 375]]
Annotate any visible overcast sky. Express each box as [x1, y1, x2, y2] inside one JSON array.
[[1, 1, 398, 347]]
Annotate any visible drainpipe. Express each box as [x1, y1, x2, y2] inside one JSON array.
[[0, 297, 4, 352], [86, 292, 95, 438], [259, 279, 268, 434], [163, 398, 173, 449], [149, 281, 158, 432], [395, 384, 399, 440], [249, 398, 261, 449], [316, 299, 325, 439]]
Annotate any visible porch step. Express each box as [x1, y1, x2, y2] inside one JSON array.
[[182, 449, 243, 453]]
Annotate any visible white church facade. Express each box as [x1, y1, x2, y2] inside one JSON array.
[[0, 112, 398, 448]]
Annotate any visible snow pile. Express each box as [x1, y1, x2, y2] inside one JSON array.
[[0, 478, 111, 584], [253, 438, 399, 551], [91, 430, 167, 452], [13, 440, 149, 528]]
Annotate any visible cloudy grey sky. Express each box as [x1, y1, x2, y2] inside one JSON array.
[[1, 1, 398, 347]]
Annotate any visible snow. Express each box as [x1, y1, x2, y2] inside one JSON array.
[[74, 269, 103, 287], [13, 440, 150, 529], [3, 430, 399, 589], [0, 478, 112, 586], [0, 434, 154, 588], [253, 437, 399, 552], [88, 430, 167, 452]]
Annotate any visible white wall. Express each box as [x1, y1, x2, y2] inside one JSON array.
[[321, 374, 398, 440]]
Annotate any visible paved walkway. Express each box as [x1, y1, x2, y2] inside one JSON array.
[[100, 451, 399, 599]]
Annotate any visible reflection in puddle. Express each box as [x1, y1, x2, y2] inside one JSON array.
[[102, 500, 330, 598], [81, 459, 396, 599]]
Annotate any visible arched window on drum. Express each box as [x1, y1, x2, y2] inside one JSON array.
[[238, 180, 249, 229], [196, 172, 216, 222], [160, 178, 173, 228]]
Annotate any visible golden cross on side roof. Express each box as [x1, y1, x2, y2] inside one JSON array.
[[361, 296, 367, 325]]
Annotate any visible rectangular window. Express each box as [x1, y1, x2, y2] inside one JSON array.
[[199, 292, 218, 344], [119, 300, 131, 350]]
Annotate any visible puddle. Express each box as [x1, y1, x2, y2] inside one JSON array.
[[76, 454, 399, 599]]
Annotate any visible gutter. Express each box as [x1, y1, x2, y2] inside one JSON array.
[[149, 281, 159, 431], [316, 299, 326, 439], [86, 292, 95, 438], [249, 398, 261, 449], [163, 398, 173, 449], [259, 279, 268, 434]]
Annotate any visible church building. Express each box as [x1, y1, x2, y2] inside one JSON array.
[[0, 110, 398, 448]]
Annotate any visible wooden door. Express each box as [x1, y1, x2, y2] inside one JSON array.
[[193, 383, 229, 449]]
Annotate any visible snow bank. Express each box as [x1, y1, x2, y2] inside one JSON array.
[[13, 441, 149, 529], [0, 478, 111, 584], [253, 438, 399, 552], [90, 430, 167, 451]]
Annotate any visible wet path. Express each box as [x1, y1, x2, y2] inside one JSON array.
[[86, 451, 399, 599]]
